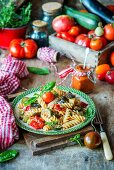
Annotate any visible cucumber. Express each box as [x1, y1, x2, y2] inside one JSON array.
[[64, 6, 101, 30], [80, 0, 114, 24]]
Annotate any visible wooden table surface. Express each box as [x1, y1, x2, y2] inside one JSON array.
[[1, 54, 114, 170]]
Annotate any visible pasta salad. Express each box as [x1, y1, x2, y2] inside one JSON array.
[[17, 86, 88, 131]]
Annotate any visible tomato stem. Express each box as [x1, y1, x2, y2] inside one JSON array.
[[20, 42, 26, 47]]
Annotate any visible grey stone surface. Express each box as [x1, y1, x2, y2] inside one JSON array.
[[0, 140, 114, 170]]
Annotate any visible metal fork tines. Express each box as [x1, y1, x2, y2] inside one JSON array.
[[93, 108, 104, 132]]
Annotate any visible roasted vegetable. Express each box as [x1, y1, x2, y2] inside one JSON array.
[[80, 0, 114, 23], [64, 6, 101, 30]]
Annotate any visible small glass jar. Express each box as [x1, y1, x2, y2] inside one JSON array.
[[71, 64, 95, 93], [41, 2, 62, 35], [27, 20, 48, 48]]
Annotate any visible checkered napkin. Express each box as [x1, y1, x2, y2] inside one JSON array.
[[0, 96, 19, 149], [0, 55, 29, 95], [0, 55, 29, 149]]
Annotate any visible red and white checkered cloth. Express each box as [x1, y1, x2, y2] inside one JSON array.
[[0, 96, 19, 149], [0, 55, 29, 95], [0, 54, 29, 149]]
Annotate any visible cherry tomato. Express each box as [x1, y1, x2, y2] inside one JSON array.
[[42, 91, 55, 103], [75, 34, 91, 47], [29, 120, 40, 129], [9, 39, 38, 59], [105, 71, 114, 84], [68, 26, 81, 37], [90, 37, 103, 51], [107, 5, 114, 13], [61, 32, 75, 42], [95, 64, 110, 75], [97, 73, 106, 81], [110, 51, 114, 66], [84, 131, 101, 149], [104, 24, 114, 41]]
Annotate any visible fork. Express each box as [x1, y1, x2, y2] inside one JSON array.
[[93, 108, 113, 161]]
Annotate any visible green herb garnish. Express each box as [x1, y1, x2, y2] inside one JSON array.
[[69, 134, 83, 146], [24, 81, 56, 106]]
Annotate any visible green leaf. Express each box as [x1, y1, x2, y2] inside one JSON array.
[[85, 107, 93, 118], [40, 81, 56, 96], [69, 134, 83, 146], [24, 97, 37, 106], [0, 150, 19, 163], [27, 67, 50, 75]]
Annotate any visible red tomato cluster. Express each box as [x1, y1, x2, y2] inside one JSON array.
[[55, 21, 114, 51], [95, 64, 114, 84]]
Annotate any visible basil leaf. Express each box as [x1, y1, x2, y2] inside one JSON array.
[[0, 150, 19, 163], [24, 97, 37, 106], [27, 67, 50, 75]]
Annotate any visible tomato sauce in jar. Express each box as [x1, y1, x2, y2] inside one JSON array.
[[71, 64, 95, 93]]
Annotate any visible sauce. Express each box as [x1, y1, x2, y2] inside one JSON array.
[[71, 65, 94, 93]]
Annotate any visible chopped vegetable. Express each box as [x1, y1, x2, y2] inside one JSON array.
[[27, 67, 50, 75]]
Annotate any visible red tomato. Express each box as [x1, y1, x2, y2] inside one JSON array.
[[110, 51, 114, 66], [84, 131, 101, 149], [52, 15, 75, 33], [68, 26, 81, 37], [88, 30, 95, 38], [104, 24, 114, 41], [61, 32, 75, 42], [98, 36, 107, 47], [90, 37, 103, 51], [105, 71, 114, 84], [53, 104, 65, 112], [95, 64, 110, 75], [97, 73, 106, 81], [107, 5, 114, 13], [9, 39, 38, 59], [29, 120, 40, 129], [42, 92, 55, 103], [29, 116, 44, 129], [75, 34, 91, 47], [56, 33, 62, 38]]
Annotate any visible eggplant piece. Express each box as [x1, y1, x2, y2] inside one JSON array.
[[80, 0, 114, 23]]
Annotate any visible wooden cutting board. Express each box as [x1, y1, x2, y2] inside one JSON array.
[[23, 125, 93, 156]]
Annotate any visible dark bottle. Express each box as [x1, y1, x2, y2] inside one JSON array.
[[27, 20, 49, 48], [41, 2, 62, 35]]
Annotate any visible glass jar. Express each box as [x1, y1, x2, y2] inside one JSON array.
[[27, 20, 48, 48], [71, 64, 95, 93], [41, 2, 62, 35]]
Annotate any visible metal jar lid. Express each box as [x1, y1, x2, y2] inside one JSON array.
[[32, 20, 47, 28], [42, 2, 62, 14]]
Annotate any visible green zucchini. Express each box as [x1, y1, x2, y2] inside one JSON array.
[[64, 6, 101, 30]]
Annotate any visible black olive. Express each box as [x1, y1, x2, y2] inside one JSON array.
[[31, 103, 41, 108], [66, 92, 75, 99]]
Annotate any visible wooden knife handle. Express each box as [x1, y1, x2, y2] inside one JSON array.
[[100, 131, 113, 161]]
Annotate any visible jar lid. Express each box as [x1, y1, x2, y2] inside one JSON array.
[[32, 20, 47, 28], [42, 2, 62, 13]]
